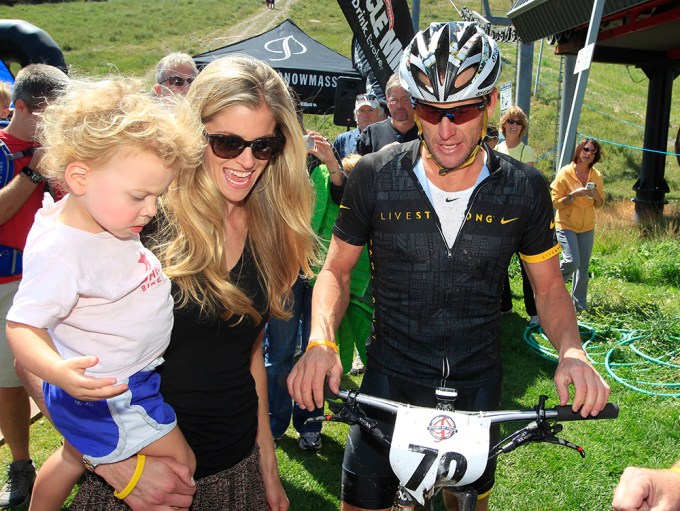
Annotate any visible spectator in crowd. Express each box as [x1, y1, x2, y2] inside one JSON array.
[[496, 106, 535, 164], [496, 106, 539, 324], [612, 460, 680, 511], [7, 77, 204, 511], [484, 124, 498, 149], [333, 93, 383, 159], [288, 22, 609, 511], [0, 82, 12, 127], [264, 128, 345, 452], [23, 55, 316, 511], [356, 73, 418, 155], [0, 63, 69, 511], [551, 138, 605, 313], [153, 52, 198, 97]]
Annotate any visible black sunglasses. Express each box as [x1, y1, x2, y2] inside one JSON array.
[[207, 133, 285, 160], [161, 75, 195, 87], [505, 119, 524, 126], [414, 97, 489, 125]]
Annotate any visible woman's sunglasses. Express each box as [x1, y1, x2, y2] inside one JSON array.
[[414, 97, 489, 125], [161, 75, 195, 88], [505, 119, 524, 126], [207, 133, 285, 160]]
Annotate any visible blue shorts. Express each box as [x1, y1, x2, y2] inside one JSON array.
[[44, 358, 177, 465]]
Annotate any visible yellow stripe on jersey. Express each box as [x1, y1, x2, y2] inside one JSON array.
[[519, 243, 561, 264]]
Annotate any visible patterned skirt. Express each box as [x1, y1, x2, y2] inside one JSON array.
[[69, 444, 267, 511]]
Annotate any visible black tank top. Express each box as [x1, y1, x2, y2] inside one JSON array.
[[159, 246, 268, 479]]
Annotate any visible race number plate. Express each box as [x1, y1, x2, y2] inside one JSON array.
[[389, 406, 490, 505]]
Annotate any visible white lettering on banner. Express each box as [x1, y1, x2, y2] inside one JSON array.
[[359, 0, 402, 72], [379, 29, 402, 70], [264, 35, 307, 61], [280, 72, 337, 88]]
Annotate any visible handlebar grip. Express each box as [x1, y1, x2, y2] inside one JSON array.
[[553, 403, 619, 421], [324, 383, 340, 401]]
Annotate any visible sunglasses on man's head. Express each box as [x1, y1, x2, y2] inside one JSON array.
[[356, 93, 378, 102], [414, 97, 489, 125], [505, 119, 523, 126], [207, 133, 285, 160], [161, 75, 195, 87]]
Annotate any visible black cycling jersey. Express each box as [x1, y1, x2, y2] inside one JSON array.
[[333, 140, 559, 389]]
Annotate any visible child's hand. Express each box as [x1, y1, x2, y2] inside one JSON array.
[[51, 355, 129, 401]]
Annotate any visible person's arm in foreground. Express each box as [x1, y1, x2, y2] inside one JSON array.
[[524, 256, 610, 417], [288, 236, 363, 410], [251, 331, 289, 511], [612, 461, 680, 511]]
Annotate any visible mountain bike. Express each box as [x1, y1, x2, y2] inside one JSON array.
[[308, 387, 619, 510]]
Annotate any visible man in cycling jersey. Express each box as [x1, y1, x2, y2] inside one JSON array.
[[288, 22, 610, 511]]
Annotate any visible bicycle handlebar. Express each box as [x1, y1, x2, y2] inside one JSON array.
[[328, 388, 619, 423]]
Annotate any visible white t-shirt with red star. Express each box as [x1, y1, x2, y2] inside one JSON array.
[[8, 197, 173, 382]]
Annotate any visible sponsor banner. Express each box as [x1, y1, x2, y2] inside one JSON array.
[[338, 0, 414, 92]]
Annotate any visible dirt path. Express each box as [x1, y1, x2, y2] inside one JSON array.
[[202, 0, 301, 48]]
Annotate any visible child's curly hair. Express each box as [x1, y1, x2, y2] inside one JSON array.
[[38, 77, 205, 191]]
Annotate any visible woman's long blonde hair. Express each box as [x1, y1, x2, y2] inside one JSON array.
[[157, 55, 318, 322]]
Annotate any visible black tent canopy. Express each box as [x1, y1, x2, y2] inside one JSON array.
[[193, 19, 360, 116]]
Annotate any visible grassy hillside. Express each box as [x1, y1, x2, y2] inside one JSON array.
[[1, 0, 678, 204]]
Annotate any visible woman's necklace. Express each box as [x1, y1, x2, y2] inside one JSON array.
[[575, 163, 589, 185]]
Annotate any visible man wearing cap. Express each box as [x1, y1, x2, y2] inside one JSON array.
[[333, 93, 383, 160], [356, 73, 418, 155], [289, 22, 609, 511]]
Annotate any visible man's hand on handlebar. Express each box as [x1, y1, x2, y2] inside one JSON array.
[[287, 344, 343, 410], [554, 347, 610, 418]]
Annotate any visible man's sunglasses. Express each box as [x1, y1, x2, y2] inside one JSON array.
[[207, 133, 285, 160], [414, 97, 489, 125], [161, 75, 195, 87]]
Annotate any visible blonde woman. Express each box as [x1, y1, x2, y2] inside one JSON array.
[[551, 138, 605, 312], [496, 106, 535, 165], [71, 55, 317, 510]]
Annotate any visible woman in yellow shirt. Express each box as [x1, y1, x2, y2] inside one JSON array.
[[551, 138, 605, 312]]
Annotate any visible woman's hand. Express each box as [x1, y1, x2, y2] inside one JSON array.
[[569, 186, 597, 201], [95, 456, 196, 510], [306, 130, 344, 184]]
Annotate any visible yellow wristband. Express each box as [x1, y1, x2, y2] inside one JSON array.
[[670, 466, 680, 476], [114, 454, 146, 500], [306, 339, 339, 353]]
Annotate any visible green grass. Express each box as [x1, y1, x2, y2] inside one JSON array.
[[1, 1, 679, 509]]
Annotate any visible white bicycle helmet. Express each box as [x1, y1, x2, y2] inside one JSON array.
[[399, 22, 501, 104]]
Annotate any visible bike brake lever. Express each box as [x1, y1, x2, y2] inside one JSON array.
[[539, 434, 586, 458]]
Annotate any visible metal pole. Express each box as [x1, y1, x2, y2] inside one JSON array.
[[411, 0, 420, 32], [534, 38, 544, 97], [558, 0, 607, 169], [516, 41, 534, 143]]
